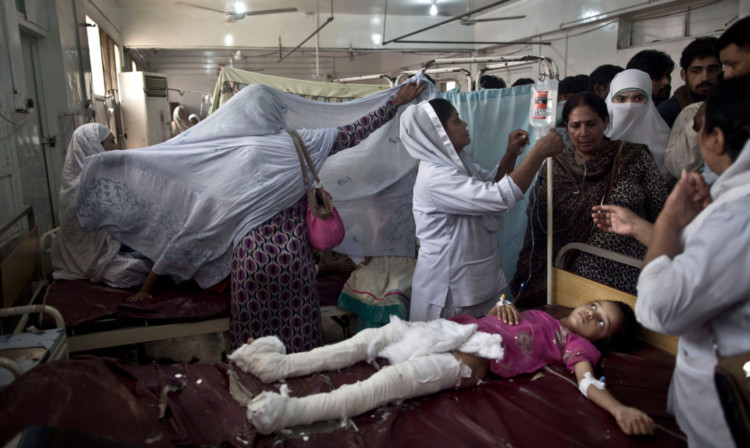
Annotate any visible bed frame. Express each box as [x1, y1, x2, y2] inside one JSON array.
[[0, 254, 685, 446], [39, 227, 355, 354], [0, 206, 68, 383]]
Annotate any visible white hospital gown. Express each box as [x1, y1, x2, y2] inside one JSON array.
[[636, 140, 750, 448]]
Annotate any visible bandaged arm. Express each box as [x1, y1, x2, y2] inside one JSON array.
[[573, 361, 655, 436]]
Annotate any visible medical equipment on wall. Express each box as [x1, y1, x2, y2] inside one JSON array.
[[118, 72, 171, 149]]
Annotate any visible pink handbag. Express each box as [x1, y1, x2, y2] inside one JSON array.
[[290, 131, 345, 250]]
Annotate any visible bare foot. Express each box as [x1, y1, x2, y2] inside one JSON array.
[[247, 338, 255, 344]]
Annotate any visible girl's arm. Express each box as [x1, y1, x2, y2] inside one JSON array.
[[573, 361, 655, 436]]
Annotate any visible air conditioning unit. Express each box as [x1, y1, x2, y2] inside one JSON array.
[[118, 72, 172, 149]]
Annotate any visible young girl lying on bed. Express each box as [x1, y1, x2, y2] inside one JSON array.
[[229, 300, 655, 436]]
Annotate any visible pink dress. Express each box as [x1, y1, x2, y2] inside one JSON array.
[[451, 310, 601, 378]]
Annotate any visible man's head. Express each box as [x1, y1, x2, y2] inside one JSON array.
[[679, 37, 721, 99], [717, 16, 750, 79], [626, 50, 675, 105], [511, 78, 535, 87], [479, 74, 507, 89], [588, 64, 624, 99], [558, 74, 589, 102]]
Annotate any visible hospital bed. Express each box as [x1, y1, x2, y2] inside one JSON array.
[[0, 208, 354, 355], [0, 207, 68, 386], [0, 242, 684, 447]]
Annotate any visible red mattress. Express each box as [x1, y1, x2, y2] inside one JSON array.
[[43, 270, 352, 329], [0, 307, 686, 447]]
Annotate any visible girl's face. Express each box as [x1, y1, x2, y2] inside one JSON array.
[[444, 107, 470, 153], [566, 105, 608, 159], [563, 301, 624, 342], [101, 133, 119, 151]]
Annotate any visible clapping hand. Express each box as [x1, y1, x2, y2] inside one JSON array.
[[662, 170, 712, 230]]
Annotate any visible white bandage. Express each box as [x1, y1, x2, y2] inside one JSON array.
[[229, 324, 399, 383], [496, 296, 511, 308], [578, 371, 606, 398], [246, 353, 464, 434]]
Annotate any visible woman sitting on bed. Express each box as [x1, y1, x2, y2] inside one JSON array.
[[51, 124, 153, 290], [229, 299, 655, 436]]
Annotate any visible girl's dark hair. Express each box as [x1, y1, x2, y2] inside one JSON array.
[[703, 74, 750, 161], [561, 92, 609, 126], [595, 300, 639, 352], [428, 98, 454, 128]]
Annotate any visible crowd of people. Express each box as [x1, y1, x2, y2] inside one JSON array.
[[49, 15, 750, 446]]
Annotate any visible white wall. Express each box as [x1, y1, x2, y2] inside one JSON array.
[[1, 0, 747, 237]]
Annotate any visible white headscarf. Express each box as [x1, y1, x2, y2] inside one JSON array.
[[400, 100, 502, 231], [606, 69, 671, 180], [171, 106, 192, 135], [76, 82, 429, 288], [51, 123, 122, 282], [400, 101, 470, 174]]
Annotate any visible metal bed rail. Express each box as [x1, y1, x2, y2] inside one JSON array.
[[333, 74, 395, 86], [396, 67, 473, 91], [398, 55, 559, 91]]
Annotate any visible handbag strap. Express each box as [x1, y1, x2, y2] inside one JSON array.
[[603, 140, 626, 204], [289, 131, 321, 186]]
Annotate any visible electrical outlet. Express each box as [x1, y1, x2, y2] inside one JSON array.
[[13, 93, 26, 112]]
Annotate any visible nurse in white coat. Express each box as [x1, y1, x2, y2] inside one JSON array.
[[401, 99, 565, 321]]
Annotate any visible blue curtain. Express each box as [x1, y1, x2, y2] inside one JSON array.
[[441, 85, 540, 288]]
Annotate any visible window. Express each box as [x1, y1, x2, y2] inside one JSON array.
[[618, 0, 738, 49], [85, 16, 106, 97]]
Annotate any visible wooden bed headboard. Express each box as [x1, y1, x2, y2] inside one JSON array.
[[551, 244, 678, 355]]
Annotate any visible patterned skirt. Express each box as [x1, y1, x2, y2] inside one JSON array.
[[229, 199, 323, 353]]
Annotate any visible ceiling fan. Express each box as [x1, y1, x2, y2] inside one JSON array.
[[176, 1, 297, 22]]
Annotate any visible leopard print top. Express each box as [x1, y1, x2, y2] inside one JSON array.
[[511, 140, 667, 308]]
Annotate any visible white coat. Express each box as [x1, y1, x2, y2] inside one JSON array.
[[636, 139, 750, 448], [400, 102, 523, 321]]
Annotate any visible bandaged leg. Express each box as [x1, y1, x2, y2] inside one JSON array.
[[229, 324, 399, 383], [246, 353, 467, 434]]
